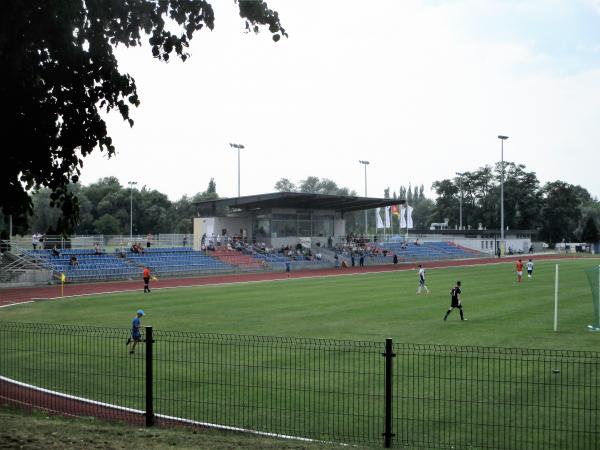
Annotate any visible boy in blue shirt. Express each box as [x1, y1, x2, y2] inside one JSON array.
[[126, 309, 144, 354]]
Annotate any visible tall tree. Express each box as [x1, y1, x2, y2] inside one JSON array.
[[2, 0, 285, 224], [580, 216, 599, 244], [538, 181, 586, 245]]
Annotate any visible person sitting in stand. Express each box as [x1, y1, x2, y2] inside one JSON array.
[[51, 245, 60, 257], [69, 255, 79, 266], [94, 242, 102, 255]]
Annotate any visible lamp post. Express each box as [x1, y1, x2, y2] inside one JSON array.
[[229, 143, 244, 197], [455, 172, 463, 230], [498, 135, 509, 256], [128, 181, 137, 240], [359, 160, 370, 235]]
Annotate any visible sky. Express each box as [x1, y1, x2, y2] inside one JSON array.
[[81, 0, 600, 201]]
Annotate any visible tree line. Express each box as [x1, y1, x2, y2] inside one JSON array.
[[1, 161, 599, 246], [0, 177, 218, 238]]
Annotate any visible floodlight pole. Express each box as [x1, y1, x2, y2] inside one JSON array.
[[359, 160, 370, 235], [498, 135, 509, 256], [229, 143, 245, 197], [456, 172, 463, 230], [128, 181, 138, 240]]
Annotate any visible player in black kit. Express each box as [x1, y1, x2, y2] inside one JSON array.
[[443, 281, 467, 321]]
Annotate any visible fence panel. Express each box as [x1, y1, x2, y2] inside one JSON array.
[[0, 322, 146, 424], [151, 331, 385, 445], [394, 344, 600, 450]]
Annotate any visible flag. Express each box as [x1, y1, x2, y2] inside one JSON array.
[[384, 206, 391, 228], [406, 205, 414, 229], [400, 205, 407, 228], [376, 207, 384, 229], [391, 204, 400, 217], [60, 273, 66, 283]]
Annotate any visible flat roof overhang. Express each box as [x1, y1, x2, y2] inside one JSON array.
[[194, 192, 405, 216]]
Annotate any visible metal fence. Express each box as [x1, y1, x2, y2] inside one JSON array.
[[0, 321, 598, 449]]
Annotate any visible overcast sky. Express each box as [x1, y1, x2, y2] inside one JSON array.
[[81, 0, 600, 201]]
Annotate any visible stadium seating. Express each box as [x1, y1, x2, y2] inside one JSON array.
[[378, 241, 481, 261], [125, 247, 232, 276], [29, 249, 139, 282]]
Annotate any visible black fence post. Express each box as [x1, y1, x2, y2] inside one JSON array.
[[383, 337, 396, 448], [145, 325, 154, 427]]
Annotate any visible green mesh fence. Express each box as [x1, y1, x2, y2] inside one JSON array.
[[584, 266, 600, 330]]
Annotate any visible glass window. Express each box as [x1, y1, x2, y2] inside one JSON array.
[[272, 218, 297, 237], [312, 215, 334, 237], [254, 219, 270, 238], [298, 220, 311, 237]]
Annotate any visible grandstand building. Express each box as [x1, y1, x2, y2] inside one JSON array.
[[193, 192, 402, 249]]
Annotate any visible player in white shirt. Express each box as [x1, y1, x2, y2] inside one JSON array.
[[527, 259, 534, 278], [416, 264, 430, 294]]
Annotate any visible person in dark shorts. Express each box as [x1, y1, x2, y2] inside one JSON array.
[[143, 266, 151, 293], [444, 281, 467, 321], [126, 309, 144, 354]]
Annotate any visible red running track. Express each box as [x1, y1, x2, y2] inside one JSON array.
[[0, 254, 581, 307]]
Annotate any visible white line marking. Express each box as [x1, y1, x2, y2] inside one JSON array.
[[0, 301, 35, 308], [0, 376, 337, 445]]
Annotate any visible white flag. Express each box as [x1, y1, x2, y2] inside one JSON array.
[[406, 205, 414, 229], [400, 205, 407, 228], [384, 206, 391, 228], [376, 208, 384, 229]]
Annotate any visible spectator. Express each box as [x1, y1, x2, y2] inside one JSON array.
[[94, 242, 102, 255], [32, 233, 39, 250], [69, 255, 79, 266], [315, 251, 322, 261], [182, 235, 188, 247], [393, 253, 398, 265], [146, 233, 153, 248], [51, 245, 60, 257], [334, 253, 340, 268]]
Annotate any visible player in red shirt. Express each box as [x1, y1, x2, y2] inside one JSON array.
[[516, 259, 523, 283], [143, 267, 151, 293]]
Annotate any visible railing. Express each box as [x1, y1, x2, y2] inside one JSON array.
[[1, 322, 598, 449]]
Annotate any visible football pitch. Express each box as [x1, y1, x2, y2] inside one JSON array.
[[1, 258, 599, 350], [1, 257, 599, 448]]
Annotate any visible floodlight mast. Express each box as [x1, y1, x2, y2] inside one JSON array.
[[229, 143, 245, 197], [359, 160, 370, 235], [498, 135, 509, 256], [128, 181, 138, 240], [456, 172, 463, 230]]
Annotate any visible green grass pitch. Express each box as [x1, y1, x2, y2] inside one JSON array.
[[1, 258, 599, 448], [1, 258, 599, 350]]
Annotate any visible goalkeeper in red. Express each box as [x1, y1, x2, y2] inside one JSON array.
[[443, 281, 467, 321]]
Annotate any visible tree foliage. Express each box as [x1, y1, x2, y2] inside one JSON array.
[[1, 0, 285, 225], [25, 177, 220, 236], [580, 216, 599, 243]]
